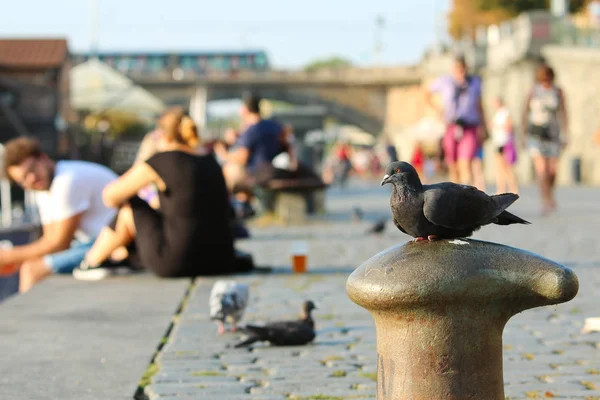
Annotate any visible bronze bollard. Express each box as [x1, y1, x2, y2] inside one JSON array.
[[346, 239, 579, 400]]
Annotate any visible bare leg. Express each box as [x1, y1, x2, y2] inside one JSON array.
[[230, 321, 238, 333], [472, 158, 486, 191], [504, 161, 520, 195], [495, 153, 506, 194], [547, 157, 559, 211], [533, 155, 551, 216], [19, 258, 52, 293], [85, 205, 136, 267], [457, 159, 473, 185], [447, 162, 459, 183], [217, 320, 226, 335], [110, 246, 129, 262]]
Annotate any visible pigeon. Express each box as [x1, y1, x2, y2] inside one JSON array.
[[234, 300, 317, 348], [209, 280, 250, 335], [352, 207, 364, 222], [366, 219, 387, 235], [381, 161, 530, 241]]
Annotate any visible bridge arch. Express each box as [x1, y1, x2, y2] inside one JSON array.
[[151, 85, 384, 135], [206, 87, 383, 135]]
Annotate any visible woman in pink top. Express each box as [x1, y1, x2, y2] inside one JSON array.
[[426, 56, 488, 186]]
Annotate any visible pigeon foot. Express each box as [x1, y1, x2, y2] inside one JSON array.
[[413, 237, 427, 242], [427, 235, 439, 241], [217, 322, 226, 335]]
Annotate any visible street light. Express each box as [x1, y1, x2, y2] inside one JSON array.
[[374, 15, 386, 66]]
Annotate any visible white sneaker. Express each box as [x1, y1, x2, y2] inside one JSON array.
[[73, 260, 137, 281], [73, 267, 112, 281]]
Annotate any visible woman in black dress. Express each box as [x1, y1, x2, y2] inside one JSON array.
[[74, 109, 243, 279]]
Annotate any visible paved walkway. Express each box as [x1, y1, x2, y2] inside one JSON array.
[[145, 183, 600, 400], [0, 275, 189, 400]]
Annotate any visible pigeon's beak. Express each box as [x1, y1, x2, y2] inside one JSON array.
[[380, 174, 391, 186]]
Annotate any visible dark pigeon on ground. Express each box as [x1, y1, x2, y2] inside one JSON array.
[[352, 206, 364, 222], [381, 161, 530, 241], [234, 301, 317, 348], [366, 219, 386, 235]]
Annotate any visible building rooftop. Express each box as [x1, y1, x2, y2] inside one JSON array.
[[0, 38, 68, 69]]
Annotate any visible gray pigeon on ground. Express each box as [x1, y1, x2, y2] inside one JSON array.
[[381, 161, 530, 241], [209, 280, 249, 335], [234, 301, 317, 348]]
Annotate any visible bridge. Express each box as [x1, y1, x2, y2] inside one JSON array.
[[72, 51, 424, 135]]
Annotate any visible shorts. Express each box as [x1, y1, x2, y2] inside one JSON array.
[[529, 138, 560, 159], [442, 125, 479, 164], [497, 141, 518, 165], [43, 239, 96, 274]]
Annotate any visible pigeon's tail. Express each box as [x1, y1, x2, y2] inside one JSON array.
[[234, 324, 271, 348], [491, 193, 519, 210], [494, 210, 531, 226], [245, 325, 270, 338], [233, 335, 260, 348]]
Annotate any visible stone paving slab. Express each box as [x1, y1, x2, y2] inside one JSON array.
[[0, 275, 190, 400], [147, 185, 600, 400]]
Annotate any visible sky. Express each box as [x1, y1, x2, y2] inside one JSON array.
[[0, 0, 450, 69]]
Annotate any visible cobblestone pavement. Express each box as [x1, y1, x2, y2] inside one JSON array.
[[145, 183, 600, 399]]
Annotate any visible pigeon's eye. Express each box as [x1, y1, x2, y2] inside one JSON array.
[[395, 168, 401, 173]]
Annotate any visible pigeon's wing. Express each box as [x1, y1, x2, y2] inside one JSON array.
[[209, 280, 229, 320], [230, 283, 250, 323], [423, 184, 516, 230], [264, 321, 315, 346], [392, 217, 407, 234]]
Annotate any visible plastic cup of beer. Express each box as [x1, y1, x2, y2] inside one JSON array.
[[0, 240, 18, 276], [290, 241, 308, 273]]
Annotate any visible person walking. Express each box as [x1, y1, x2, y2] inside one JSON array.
[[425, 55, 488, 186], [522, 65, 568, 216]]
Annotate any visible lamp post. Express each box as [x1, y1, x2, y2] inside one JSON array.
[[551, 0, 569, 18], [374, 15, 385, 66]]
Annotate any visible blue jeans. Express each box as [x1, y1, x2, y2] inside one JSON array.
[[43, 239, 96, 274]]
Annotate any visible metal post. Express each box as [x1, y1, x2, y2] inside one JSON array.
[[373, 15, 385, 66], [551, 0, 569, 18], [1, 179, 11, 228], [0, 144, 12, 227], [347, 239, 579, 400], [190, 87, 208, 135], [89, 0, 100, 58]]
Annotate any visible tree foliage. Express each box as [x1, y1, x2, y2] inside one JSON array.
[[448, 0, 588, 39], [83, 110, 148, 137], [304, 56, 353, 72]]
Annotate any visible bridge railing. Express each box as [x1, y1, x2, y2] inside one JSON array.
[[127, 66, 422, 85]]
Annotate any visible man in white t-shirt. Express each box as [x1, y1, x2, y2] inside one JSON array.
[[0, 137, 117, 292]]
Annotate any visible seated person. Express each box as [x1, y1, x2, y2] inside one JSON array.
[[213, 94, 289, 194], [73, 109, 250, 280], [0, 137, 118, 292]]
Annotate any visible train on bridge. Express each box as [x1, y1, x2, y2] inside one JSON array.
[[71, 50, 270, 76]]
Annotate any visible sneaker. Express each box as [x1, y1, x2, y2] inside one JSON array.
[[73, 259, 140, 281]]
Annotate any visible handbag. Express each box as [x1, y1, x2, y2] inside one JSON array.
[[529, 124, 552, 141]]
